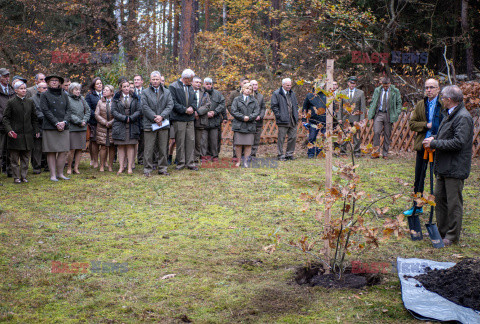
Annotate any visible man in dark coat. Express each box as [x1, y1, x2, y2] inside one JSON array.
[[0, 68, 15, 176], [404, 78, 444, 216], [423, 85, 473, 246], [30, 81, 48, 174], [133, 74, 146, 165], [250, 80, 266, 158], [3, 81, 40, 182], [271, 78, 299, 160], [168, 69, 198, 170], [193, 77, 212, 162], [141, 71, 174, 176], [204, 78, 225, 160], [302, 82, 327, 158]]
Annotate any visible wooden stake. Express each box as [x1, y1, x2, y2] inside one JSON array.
[[324, 59, 334, 270]]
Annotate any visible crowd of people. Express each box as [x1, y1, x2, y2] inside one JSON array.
[[0, 67, 475, 245]]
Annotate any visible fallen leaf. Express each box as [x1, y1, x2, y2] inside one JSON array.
[[161, 274, 176, 280]]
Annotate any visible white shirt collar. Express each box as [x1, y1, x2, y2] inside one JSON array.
[[448, 106, 456, 115]]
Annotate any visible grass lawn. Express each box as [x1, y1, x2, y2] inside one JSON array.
[[1, 146, 479, 323]]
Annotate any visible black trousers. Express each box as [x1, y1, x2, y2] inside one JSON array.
[[413, 149, 426, 194]]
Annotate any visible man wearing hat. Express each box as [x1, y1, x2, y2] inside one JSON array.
[[338, 76, 366, 157], [0, 68, 15, 176]]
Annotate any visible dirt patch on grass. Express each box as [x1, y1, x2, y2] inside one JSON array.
[[413, 258, 480, 311], [295, 263, 382, 289]]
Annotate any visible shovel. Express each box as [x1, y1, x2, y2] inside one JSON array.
[[423, 147, 444, 248]]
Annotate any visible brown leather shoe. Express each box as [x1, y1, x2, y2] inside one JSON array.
[[382, 156, 388, 160]]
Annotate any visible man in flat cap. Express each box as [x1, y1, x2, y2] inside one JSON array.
[[337, 76, 366, 157], [0, 68, 15, 176]]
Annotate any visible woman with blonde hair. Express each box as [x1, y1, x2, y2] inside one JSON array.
[[95, 85, 115, 172], [230, 82, 260, 167], [66, 82, 89, 174], [111, 80, 141, 174]]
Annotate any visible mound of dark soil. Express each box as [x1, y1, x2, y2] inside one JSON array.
[[295, 263, 381, 289], [413, 258, 480, 311]]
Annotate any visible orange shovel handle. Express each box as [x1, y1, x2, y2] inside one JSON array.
[[423, 146, 435, 162]]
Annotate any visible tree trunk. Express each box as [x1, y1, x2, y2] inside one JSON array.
[[179, 0, 195, 69], [115, 0, 125, 60], [173, 0, 180, 60], [204, 0, 210, 31], [222, 0, 227, 66], [194, 0, 200, 33], [461, 0, 474, 79], [126, 0, 137, 55], [162, 0, 167, 53], [167, 0, 173, 54], [153, 0, 157, 56], [270, 0, 281, 70]]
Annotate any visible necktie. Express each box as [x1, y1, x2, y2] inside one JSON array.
[[381, 90, 388, 112], [184, 86, 189, 105], [349, 90, 353, 99], [124, 96, 128, 106], [245, 96, 249, 104]]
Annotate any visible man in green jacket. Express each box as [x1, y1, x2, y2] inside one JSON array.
[[368, 77, 402, 159]]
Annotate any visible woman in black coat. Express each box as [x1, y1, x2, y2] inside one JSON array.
[[111, 80, 141, 174], [230, 82, 260, 167], [3, 81, 40, 183], [85, 77, 103, 168], [40, 75, 71, 181]]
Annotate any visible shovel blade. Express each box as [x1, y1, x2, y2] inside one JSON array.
[[425, 223, 445, 248], [407, 215, 423, 241]]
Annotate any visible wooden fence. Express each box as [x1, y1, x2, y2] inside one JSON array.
[[221, 110, 480, 157]]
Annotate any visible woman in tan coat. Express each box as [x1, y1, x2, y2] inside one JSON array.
[[95, 85, 115, 172]]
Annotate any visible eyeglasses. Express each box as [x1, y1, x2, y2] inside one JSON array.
[[425, 86, 438, 90]]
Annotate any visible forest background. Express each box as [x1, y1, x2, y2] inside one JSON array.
[[1, 0, 479, 109]]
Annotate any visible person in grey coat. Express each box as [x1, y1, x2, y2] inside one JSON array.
[[271, 78, 299, 160], [141, 71, 174, 176], [230, 82, 260, 167], [250, 80, 266, 158], [423, 85, 474, 246], [66, 82, 89, 175]]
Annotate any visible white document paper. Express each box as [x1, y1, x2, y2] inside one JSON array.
[[151, 119, 170, 131]]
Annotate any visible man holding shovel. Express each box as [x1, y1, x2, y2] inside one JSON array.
[[423, 85, 473, 246], [404, 79, 444, 216]]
